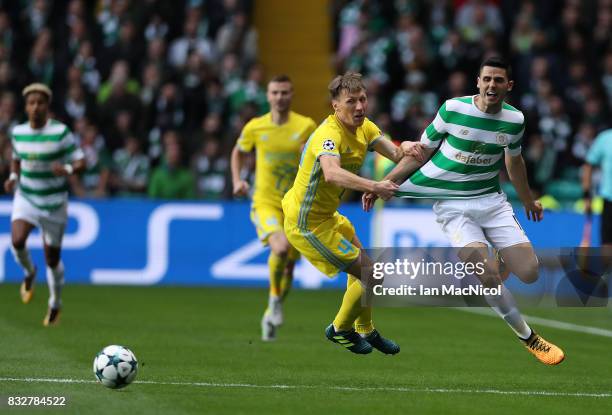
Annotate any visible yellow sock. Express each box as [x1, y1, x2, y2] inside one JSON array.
[[268, 252, 286, 298], [280, 247, 300, 300], [346, 274, 374, 334], [333, 274, 366, 332]]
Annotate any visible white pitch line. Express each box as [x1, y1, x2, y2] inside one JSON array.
[[457, 308, 612, 338], [0, 377, 610, 398]]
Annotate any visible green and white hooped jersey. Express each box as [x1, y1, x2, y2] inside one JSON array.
[[11, 119, 84, 210], [397, 96, 525, 199]]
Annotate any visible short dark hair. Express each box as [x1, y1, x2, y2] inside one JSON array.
[[268, 74, 292, 84], [328, 72, 365, 99], [479, 56, 512, 80]]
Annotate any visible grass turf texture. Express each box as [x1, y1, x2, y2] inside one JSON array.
[[0, 284, 611, 415]]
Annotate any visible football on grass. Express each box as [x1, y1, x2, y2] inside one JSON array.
[[93, 345, 138, 389]]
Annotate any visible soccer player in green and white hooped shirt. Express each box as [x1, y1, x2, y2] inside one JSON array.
[[3, 83, 85, 326], [364, 57, 565, 365]]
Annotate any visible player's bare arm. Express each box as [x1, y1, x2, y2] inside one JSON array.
[[581, 163, 594, 215], [362, 144, 434, 212], [51, 159, 86, 177], [370, 137, 405, 164], [4, 158, 21, 193], [319, 154, 397, 200], [230, 144, 251, 197], [505, 153, 543, 222]]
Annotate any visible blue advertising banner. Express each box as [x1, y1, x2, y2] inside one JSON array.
[[0, 198, 599, 288]]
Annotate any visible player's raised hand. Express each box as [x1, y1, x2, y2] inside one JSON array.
[[362, 192, 378, 212], [524, 200, 543, 222], [372, 180, 398, 201], [232, 179, 250, 197], [400, 141, 426, 163]]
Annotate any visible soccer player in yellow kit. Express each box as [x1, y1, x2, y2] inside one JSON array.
[[282, 72, 409, 354], [231, 75, 316, 341]]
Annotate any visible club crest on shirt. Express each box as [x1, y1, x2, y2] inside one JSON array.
[[291, 133, 300, 140], [496, 133, 508, 145], [322, 139, 336, 151], [471, 142, 487, 154]]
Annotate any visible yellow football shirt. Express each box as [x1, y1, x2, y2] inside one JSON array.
[[237, 111, 316, 207], [283, 114, 383, 229]]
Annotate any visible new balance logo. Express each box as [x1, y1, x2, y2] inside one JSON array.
[[460, 129, 470, 135]]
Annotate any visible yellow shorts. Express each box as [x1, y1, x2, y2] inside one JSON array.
[[284, 212, 359, 277], [250, 203, 284, 243], [250, 203, 300, 261]]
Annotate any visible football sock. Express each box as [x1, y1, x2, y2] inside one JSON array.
[[11, 245, 35, 276], [346, 274, 374, 335], [268, 294, 280, 311], [279, 271, 293, 301], [333, 274, 366, 332], [485, 284, 531, 339], [46, 261, 64, 309], [268, 252, 285, 298]]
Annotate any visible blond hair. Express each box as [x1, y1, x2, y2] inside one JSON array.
[[22, 83, 53, 102], [328, 72, 365, 99]]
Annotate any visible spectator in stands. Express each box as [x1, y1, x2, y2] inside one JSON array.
[[148, 140, 195, 199], [192, 139, 229, 199], [0, 92, 17, 133], [216, 11, 258, 65], [73, 41, 101, 95], [70, 123, 111, 198], [111, 135, 150, 196], [168, 11, 216, 69]]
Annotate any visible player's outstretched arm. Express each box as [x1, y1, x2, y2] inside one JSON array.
[[319, 155, 397, 200], [505, 153, 543, 222], [370, 137, 404, 163], [362, 144, 434, 211], [51, 158, 86, 177], [230, 144, 251, 197]]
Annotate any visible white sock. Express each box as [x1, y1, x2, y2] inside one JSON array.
[[11, 246, 35, 276], [268, 295, 281, 310], [485, 285, 532, 339], [46, 261, 64, 309]]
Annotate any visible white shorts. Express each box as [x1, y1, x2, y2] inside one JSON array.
[[11, 191, 67, 247], [432, 192, 529, 249]]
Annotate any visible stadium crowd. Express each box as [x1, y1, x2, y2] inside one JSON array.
[[0, 0, 609, 205], [0, 0, 257, 199]]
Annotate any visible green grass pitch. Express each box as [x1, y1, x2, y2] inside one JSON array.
[[1, 284, 611, 414]]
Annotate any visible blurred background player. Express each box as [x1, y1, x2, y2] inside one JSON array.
[[4, 83, 85, 326], [582, 127, 612, 261], [282, 72, 409, 355], [230, 75, 316, 341], [365, 57, 564, 365]]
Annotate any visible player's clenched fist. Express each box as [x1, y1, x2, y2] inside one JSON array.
[[4, 176, 17, 193], [372, 180, 398, 201], [400, 141, 426, 163]]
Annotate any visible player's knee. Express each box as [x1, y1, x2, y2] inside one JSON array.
[[516, 258, 539, 284], [11, 236, 27, 250], [44, 251, 61, 268], [271, 244, 289, 258]]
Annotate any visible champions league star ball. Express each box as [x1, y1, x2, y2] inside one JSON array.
[[93, 345, 138, 389]]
